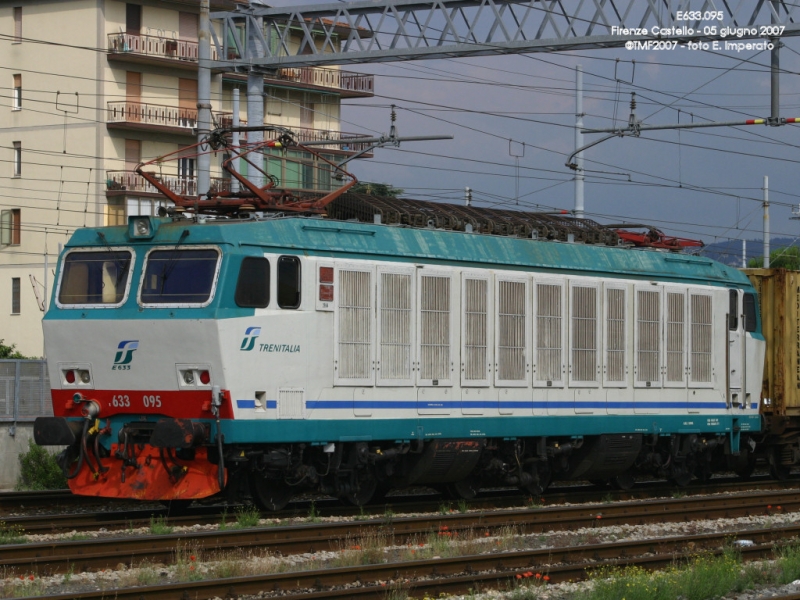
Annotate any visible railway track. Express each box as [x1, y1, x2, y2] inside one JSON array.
[[4, 475, 797, 534], [15, 521, 800, 600], [3, 487, 798, 575]]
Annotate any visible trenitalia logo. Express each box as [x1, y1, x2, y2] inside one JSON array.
[[113, 340, 139, 365], [240, 327, 261, 351]]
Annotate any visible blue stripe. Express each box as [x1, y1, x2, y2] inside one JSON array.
[[305, 400, 732, 410], [236, 399, 278, 409]]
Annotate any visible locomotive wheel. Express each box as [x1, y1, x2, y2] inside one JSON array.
[[611, 471, 635, 491], [521, 464, 551, 496], [446, 476, 481, 500], [344, 477, 378, 506], [251, 475, 293, 511], [670, 466, 693, 487], [770, 448, 791, 481]]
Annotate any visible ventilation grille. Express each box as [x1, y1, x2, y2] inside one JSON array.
[[571, 285, 597, 381], [605, 288, 625, 382], [536, 283, 562, 381], [498, 280, 526, 381], [278, 388, 304, 419], [691, 294, 712, 382], [666, 292, 685, 382], [636, 290, 660, 383], [419, 275, 450, 380], [338, 270, 372, 380], [463, 278, 488, 381], [380, 272, 412, 380]]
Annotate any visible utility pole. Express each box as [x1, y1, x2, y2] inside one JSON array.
[[771, 0, 780, 123], [574, 65, 584, 219], [247, 17, 265, 188], [197, 0, 211, 197], [764, 175, 770, 268], [231, 88, 240, 193]]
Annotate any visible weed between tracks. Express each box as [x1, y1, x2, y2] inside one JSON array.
[[580, 545, 800, 600], [0, 522, 26, 544]]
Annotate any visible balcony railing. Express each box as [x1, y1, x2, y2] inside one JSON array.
[[106, 171, 230, 196], [108, 101, 197, 130], [271, 67, 374, 95], [107, 33, 373, 95], [107, 32, 221, 62]]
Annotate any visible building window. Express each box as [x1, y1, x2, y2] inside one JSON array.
[[11, 278, 20, 314], [1, 209, 19, 246], [13, 7, 21, 43], [12, 74, 21, 110], [12, 141, 21, 177], [1, 209, 21, 246]]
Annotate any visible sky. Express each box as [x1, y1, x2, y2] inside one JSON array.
[[259, 2, 800, 262]]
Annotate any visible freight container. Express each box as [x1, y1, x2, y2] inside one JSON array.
[[745, 268, 800, 436]]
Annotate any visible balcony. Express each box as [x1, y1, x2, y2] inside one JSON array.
[[107, 33, 374, 97], [265, 67, 374, 98], [108, 102, 225, 136], [106, 171, 230, 197]]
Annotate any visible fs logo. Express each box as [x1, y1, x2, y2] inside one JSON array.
[[240, 327, 261, 351], [113, 340, 139, 369]]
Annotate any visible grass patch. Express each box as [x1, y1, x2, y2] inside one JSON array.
[[0, 522, 27, 544], [15, 439, 67, 491], [525, 496, 545, 509], [149, 515, 173, 535], [581, 550, 767, 600], [307, 501, 321, 523], [234, 506, 261, 529], [175, 541, 204, 581]]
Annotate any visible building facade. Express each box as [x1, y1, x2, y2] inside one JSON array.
[[0, 0, 375, 357]]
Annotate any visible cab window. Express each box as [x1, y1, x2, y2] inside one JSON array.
[[729, 290, 738, 330], [58, 250, 132, 306], [235, 257, 270, 308], [277, 256, 301, 309], [743, 292, 758, 333], [141, 248, 219, 305]]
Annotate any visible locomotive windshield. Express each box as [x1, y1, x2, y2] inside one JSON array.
[[140, 248, 219, 305], [58, 250, 132, 306]]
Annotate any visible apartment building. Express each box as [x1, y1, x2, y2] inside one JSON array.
[[0, 0, 375, 357]]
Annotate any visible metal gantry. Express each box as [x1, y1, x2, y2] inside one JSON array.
[[209, 0, 800, 69]]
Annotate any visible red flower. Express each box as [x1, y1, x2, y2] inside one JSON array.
[[543, 575, 551, 582], [516, 574, 522, 580]]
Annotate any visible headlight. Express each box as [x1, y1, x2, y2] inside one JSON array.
[[135, 219, 150, 236], [128, 216, 156, 239], [183, 370, 195, 385], [78, 370, 91, 384]]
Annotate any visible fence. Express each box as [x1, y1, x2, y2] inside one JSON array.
[[0, 361, 51, 431]]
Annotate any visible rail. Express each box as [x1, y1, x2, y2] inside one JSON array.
[[0, 360, 50, 426]]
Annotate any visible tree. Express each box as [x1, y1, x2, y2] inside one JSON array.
[[351, 182, 404, 197], [0, 340, 30, 359], [747, 246, 800, 270]]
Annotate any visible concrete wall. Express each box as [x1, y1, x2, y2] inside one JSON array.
[[0, 423, 34, 490]]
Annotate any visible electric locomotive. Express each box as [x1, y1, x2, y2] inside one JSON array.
[[33, 130, 766, 508], [33, 200, 765, 508]]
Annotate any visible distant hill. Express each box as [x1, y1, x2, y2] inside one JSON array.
[[699, 237, 799, 267]]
